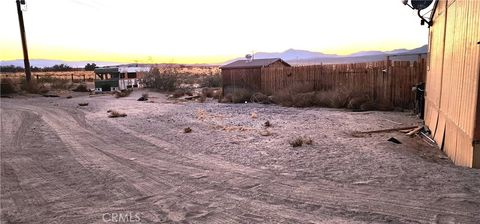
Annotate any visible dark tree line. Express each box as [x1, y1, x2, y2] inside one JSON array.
[[0, 64, 93, 73]]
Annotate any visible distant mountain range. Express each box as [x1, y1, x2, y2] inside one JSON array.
[[0, 45, 428, 68], [229, 45, 428, 65]]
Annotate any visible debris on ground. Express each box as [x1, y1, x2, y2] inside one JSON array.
[[114, 89, 132, 98], [78, 103, 89, 106], [107, 110, 127, 118], [406, 126, 423, 137], [184, 127, 192, 133], [42, 94, 60, 98], [353, 125, 419, 136], [251, 112, 258, 119], [138, 93, 149, 101], [264, 121, 271, 127], [66, 96, 73, 99], [387, 137, 402, 144]]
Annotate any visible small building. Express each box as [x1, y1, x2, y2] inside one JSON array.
[[94, 66, 149, 92], [424, 0, 480, 168], [220, 58, 291, 95]]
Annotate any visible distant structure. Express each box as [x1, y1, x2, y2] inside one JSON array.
[[424, 1, 480, 168], [220, 58, 291, 96], [94, 66, 150, 92]]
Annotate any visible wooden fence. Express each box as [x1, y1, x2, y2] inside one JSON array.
[[261, 59, 426, 109]]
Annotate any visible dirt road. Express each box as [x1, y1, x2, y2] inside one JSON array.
[[1, 92, 479, 223]]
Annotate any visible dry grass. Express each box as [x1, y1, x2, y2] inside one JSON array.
[[272, 85, 390, 111], [21, 80, 50, 94], [0, 71, 95, 81]]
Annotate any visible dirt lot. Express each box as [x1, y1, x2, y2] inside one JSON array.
[[1, 90, 480, 223]]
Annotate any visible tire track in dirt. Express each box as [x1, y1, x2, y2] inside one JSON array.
[[101, 107, 480, 223], [2, 101, 479, 223]]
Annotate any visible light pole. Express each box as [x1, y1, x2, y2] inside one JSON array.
[[16, 0, 32, 82]]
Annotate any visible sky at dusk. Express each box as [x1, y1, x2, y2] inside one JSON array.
[[0, 0, 430, 64]]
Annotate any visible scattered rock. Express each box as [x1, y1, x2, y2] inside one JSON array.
[[260, 130, 271, 136], [66, 96, 73, 99], [184, 127, 192, 133], [78, 103, 89, 106], [264, 121, 272, 127]]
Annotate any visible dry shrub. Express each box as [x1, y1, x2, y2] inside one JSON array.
[[172, 89, 193, 98], [220, 94, 233, 103], [114, 89, 132, 98], [144, 68, 177, 91], [289, 137, 304, 147], [0, 78, 18, 94], [202, 88, 222, 99], [272, 84, 313, 107], [21, 80, 49, 94], [72, 84, 89, 92], [289, 136, 313, 147], [199, 94, 207, 103], [201, 74, 222, 87], [108, 110, 127, 118], [50, 79, 72, 90], [251, 92, 271, 104], [231, 88, 253, 103]]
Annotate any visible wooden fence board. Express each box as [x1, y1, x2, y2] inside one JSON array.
[[260, 59, 426, 109]]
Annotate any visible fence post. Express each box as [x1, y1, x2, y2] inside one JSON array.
[[71, 73, 74, 82], [83, 74, 86, 82], [36, 75, 39, 80]]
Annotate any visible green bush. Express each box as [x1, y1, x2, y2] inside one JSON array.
[[201, 74, 222, 87], [144, 68, 177, 91]]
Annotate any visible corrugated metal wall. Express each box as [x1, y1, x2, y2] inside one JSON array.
[[425, 0, 480, 168]]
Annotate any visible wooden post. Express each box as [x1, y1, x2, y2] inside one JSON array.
[[36, 75, 39, 80], [71, 73, 74, 82], [83, 74, 86, 82]]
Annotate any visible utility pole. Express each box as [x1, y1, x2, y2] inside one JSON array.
[[16, 0, 32, 82]]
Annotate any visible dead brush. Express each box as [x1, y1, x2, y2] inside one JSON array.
[[50, 78, 72, 90], [114, 89, 132, 98], [72, 84, 89, 92], [0, 78, 18, 94], [273, 84, 314, 107], [20, 80, 50, 94], [107, 110, 127, 118], [289, 136, 313, 147], [183, 127, 192, 133], [231, 88, 254, 103]]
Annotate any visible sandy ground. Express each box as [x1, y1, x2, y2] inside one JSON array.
[[1, 90, 480, 224]]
